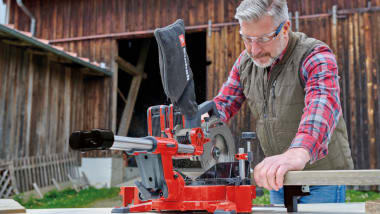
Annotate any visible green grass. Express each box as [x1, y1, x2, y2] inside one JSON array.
[[13, 187, 120, 209], [252, 188, 380, 205], [346, 189, 380, 202]]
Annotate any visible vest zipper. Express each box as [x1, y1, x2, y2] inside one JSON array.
[[271, 80, 277, 117], [262, 81, 274, 153]]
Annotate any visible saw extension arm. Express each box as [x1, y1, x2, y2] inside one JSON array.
[[69, 127, 209, 201]]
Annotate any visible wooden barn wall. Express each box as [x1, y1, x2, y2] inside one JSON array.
[[6, 0, 380, 167], [0, 41, 84, 160], [286, 1, 380, 170], [206, 0, 380, 169], [6, 0, 242, 157]]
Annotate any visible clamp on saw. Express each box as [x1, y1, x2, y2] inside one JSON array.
[[69, 19, 256, 214]]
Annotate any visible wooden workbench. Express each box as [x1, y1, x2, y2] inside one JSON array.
[[26, 203, 367, 214], [22, 170, 380, 214]]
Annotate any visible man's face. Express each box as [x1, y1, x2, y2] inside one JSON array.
[[240, 16, 289, 68]]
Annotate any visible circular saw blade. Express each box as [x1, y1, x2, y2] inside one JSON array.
[[200, 117, 236, 170]]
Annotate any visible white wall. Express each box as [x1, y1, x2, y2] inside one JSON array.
[[79, 157, 124, 188]]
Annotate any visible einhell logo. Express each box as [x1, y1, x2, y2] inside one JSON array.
[[178, 34, 186, 47]]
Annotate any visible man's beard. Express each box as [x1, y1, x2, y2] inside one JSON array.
[[249, 35, 287, 68]]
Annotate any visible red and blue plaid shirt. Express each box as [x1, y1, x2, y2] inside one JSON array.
[[214, 45, 341, 163]]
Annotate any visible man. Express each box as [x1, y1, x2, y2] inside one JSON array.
[[213, 0, 354, 204]]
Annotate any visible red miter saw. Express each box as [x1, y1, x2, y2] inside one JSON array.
[[69, 19, 256, 214]]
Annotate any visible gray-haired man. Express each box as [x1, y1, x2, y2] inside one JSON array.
[[212, 0, 354, 204]]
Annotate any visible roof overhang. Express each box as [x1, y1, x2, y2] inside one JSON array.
[[0, 24, 112, 76]]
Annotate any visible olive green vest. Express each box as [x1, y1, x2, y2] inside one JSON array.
[[239, 31, 354, 170]]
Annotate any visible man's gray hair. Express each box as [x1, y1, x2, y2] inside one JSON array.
[[235, 0, 289, 26]]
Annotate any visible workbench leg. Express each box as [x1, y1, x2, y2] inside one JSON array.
[[283, 185, 310, 212]]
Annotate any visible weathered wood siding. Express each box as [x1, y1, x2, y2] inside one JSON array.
[[287, 1, 380, 170], [0, 41, 85, 159], [207, 0, 380, 169], [7, 0, 380, 169]]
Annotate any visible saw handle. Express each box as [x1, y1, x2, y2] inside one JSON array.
[[184, 100, 220, 128], [197, 100, 220, 118], [69, 129, 114, 151]]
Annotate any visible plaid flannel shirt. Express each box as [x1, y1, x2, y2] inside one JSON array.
[[213, 45, 341, 162]]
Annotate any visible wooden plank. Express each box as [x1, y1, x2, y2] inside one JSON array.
[[23, 48, 34, 157], [42, 156, 48, 187], [110, 40, 118, 133], [32, 182, 43, 199], [8, 162, 19, 194], [270, 170, 380, 186], [363, 12, 376, 170], [348, 14, 356, 160], [0, 199, 26, 213], [56, 154, 63, 183], [26, 157, 32, 191], [21, 158, 27, 192], [0, 43, 10, 156], [358, 12, 369, 170], [51, 178, 61, 191], [366, 200, 380, 214]]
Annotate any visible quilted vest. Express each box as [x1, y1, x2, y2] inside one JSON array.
[[239, 31, 354, 170]]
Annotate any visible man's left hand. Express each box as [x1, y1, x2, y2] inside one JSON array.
[[253, 148, 311, 191]]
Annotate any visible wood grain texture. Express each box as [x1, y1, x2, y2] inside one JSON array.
[[280, 170, 380, 185], [5, 0, 380, 165]]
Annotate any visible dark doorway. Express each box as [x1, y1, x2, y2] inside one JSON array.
[[117, 31, 207, 137]]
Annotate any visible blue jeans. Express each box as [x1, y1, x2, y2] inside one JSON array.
[[270, 185, 346, 204]]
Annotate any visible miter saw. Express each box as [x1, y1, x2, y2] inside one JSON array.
[[69, 19, 256, 214]]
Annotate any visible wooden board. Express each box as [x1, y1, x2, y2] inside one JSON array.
[[281, 170, 380, 186], [0, 199, 26, 213], [366, 200, 380, 214]]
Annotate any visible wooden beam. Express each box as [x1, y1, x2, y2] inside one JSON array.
[[136, 40, 151, 71], [111, 40, 119, 133], [116, 56, 147, 78], [117, 88, 127, 104], [117, 75, 143, 136], [269, 170, 380, 186], [1, 39, 32, 47]]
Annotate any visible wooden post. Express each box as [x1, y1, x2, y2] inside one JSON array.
[[52, 178, 61, 191], [363, 12, 376, 171], [117, 40, 150, 136], [27, 157, 32, 191], [32, 182, 43, 199], [8, 161, 19, 194], [111, 40, 118, 133]]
